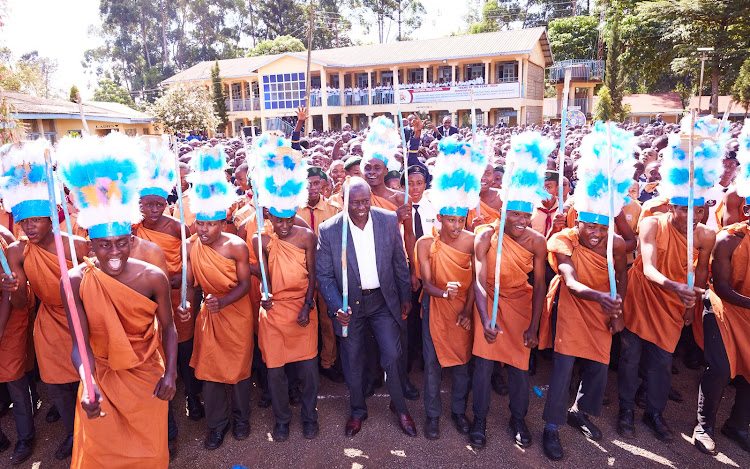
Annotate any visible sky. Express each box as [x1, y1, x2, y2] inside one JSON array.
[[0, 0, 471, 99]]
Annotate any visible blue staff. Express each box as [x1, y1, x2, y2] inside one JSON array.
[[490, 162, 515, 329]]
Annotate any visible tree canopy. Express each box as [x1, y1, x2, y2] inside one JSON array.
[[246, 35, 305, 57], [92, 78, 136, 107], [547, 15, 598, 62], [149, 86, 219, 134]]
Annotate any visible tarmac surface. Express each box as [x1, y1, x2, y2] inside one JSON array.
[[1, 355, 746, 469]]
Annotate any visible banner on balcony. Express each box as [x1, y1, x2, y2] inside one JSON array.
[[397, 83, 520, 104]]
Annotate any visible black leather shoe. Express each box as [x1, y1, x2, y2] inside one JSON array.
[[363, 381, 375, 398], [187, 395, 205, 421], [303, 421, 319, 439], [45, 404, 61, 423], [635, 385, 647, 409], [451, 413, 470, 435], [567, 411, 602, 441], [643, 412, 673, 442], [168, 438, 176, 460], [11, 439, 34, 466], [671, 364, 678, 375], [491, 372, 509, 396], [543, 428, 564, 461], [721, 422, 750, 453], [509, 417, 532, 447], [320, 366, 345, 383], [424, 417, 440, 440], [0, 399, 9, 419], [403, 382, 420, 401], [468, 417, 486, 448], [273, 422, 290, 442], [204, 424, 229, 450], [232, 420, 250, 440], [258, 391, 272, 408], [668, 387, 683, 403], [0, 433, 10, 453], [54, 434, 73, 460], [617, 408, 636, 439], [289, 387, 302, 406]]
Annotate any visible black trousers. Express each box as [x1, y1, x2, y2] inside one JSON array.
[[543, 352, 608, 425], [0, 375, 35, 442], [177, 339, 201, 398], [340, 289, 408, 418], [202, 378, 251, 431], [47, 381, 78, 437], [268, 357, 319, 424], [421, 295, 469, 418], [473, 356, 528, 420], [618, 328, 672, 414], [697, 312, 750, 430]]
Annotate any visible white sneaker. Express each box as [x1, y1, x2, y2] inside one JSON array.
[[693, 423, 717, 455]]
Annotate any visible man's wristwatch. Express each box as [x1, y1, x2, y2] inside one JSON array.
[[442, 290, 449, 299], [305, 298, 315, 310]]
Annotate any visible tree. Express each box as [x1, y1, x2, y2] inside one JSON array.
[[93, 78, 136, 107], [256, 0, 305, 40], [604, 10, 625, 121], [70, 85, 81, 103], [149, 86, 219, 134], [246, 35, 305, 57], [732, 57, 750, 116], [636, 0, 750, 115], [211, 60, 228, 132], [594, 85, 615, 122], [547, 15, 599, 61], [468, 0, 521, 34], [0, 49, 58, 98], [361, 0, 425, 43]]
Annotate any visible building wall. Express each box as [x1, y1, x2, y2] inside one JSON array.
[[526, 106, 543, 125], [527, 63, 545, 100], [53, 119, 158, 138]]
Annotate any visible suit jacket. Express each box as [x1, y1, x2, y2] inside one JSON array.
[[435, 125, 458, 140], [316, 207, 411, 336]]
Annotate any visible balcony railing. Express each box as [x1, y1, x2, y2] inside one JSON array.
[[225, 98, 261, 112], [554, 98, 592, 117], [547, 59, 605, 84]]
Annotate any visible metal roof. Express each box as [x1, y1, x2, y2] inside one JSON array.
[[162, 28, 552, 85], [7, 92, 153, 123]]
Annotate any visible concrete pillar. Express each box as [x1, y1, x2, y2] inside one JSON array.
[[422, 66, 427, 85], [341, 113, 348, 129], [450, 65, 455, 86], [338, 71, 344, 107], [323, 113, 330, 131], [484, 60, 490, 84], [240, 81, 247, 111], [228, 82, 234, 112], [367, 70, 373, 105], [586, 85, 595, 115], [483, 110, 489, 127]]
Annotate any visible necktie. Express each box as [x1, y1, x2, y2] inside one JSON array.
[[309, 207, 316, 234], [413, 204, 424, 239], [537, 206, 555, 236]]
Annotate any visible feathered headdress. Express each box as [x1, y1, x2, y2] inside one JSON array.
[[254, 132, 308, 218], [471, 132, 496, 166], [575, 122, 637, 225], [140, 136, 176, 199], [0, 139, 54, 221], [361, 116, 402, 173], [501, 132, 555, 213], [57, 133, 144, 238], [660, 115, 726, 206], [186, 145, 237, 222], [735, 119, 750, 204], [432, 136, 485, 216]]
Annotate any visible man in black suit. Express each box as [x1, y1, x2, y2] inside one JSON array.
[[316, 177, 417, 438], [433, 116, 458, 140]]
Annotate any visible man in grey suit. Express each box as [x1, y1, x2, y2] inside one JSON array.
[[316, 177, 417, 437]]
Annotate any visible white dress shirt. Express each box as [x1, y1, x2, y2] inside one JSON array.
[[350, 216, 380, 289], [412, 194, 439, 236]]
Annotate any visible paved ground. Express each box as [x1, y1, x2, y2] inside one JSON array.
[[1, 356, 746, 468]]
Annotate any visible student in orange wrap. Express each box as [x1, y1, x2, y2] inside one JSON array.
[[467, 164, 502, 231], [692, 130, 750, 455], [136, 138, 203, 423], [0, 223, 34, 466], [2, 139, 88, 463], [415, 136, 486, 440], [183, 146, 253, 451], [254, 140, 320, 441], [618, 126, 721, 443], [540, 122, 633, 461], [470, 131, 554, 448], [296, 166, 343, 384], [56, 132, 177, 469]]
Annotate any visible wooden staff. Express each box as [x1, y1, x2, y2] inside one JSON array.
[[240, 135, 270, 300], [395, 82, 410, 204], [341, 178, 351, 338], [557, 69, 572, 214], [471, 87, 481, 214], [605, 122, 617, 298], [490, 162, 515, 330], [170, 135, 188, 308], [43, 149, 94, 403]]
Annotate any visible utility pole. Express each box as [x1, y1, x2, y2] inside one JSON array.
[[304, 0, 314, 136], [696, 47, 714, 115]]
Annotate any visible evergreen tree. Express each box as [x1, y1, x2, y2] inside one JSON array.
[[732, 57, 750, 117], [604, 10, 625, 121], [211, 60, 228, 132], [70, 85, 80, 103]]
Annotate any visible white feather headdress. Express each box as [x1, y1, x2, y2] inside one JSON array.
[[254, 132, 308, 218], [57, 133, 144, 238], [140, 136, 176, 199], [186, 145, 237, 221], [431, 136, 485, 216], [501, 132, 555, 213], [735, 119, 750, 203], [575, 122, 637, 225], [0, 139, 55, 221], [361, 116, 402, 173]]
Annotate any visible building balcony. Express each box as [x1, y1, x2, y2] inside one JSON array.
[[547, 59, 604, 84], [225, 98, 260, 112]]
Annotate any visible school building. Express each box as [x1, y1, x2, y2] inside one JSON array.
[[7, 91, 158, 144], [161, 27, 553, 135]]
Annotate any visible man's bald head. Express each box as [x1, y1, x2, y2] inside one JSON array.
[[347, 176, 371, 197]]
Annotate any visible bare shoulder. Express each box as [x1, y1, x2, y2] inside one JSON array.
[[697, 224, 717, 246], [613, 233, 626, 251], [224, 232, 250, 257], [639, 216, 659, 234]]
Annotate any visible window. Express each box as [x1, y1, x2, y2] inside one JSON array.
[[262, 72, 306, 110], [498, 63, 518, 83], [125, 129, 137, 137]]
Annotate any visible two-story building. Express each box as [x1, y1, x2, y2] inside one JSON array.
[[161, 27, 553, 135]]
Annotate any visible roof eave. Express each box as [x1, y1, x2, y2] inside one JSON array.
[[15, 113, 153, 124]]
